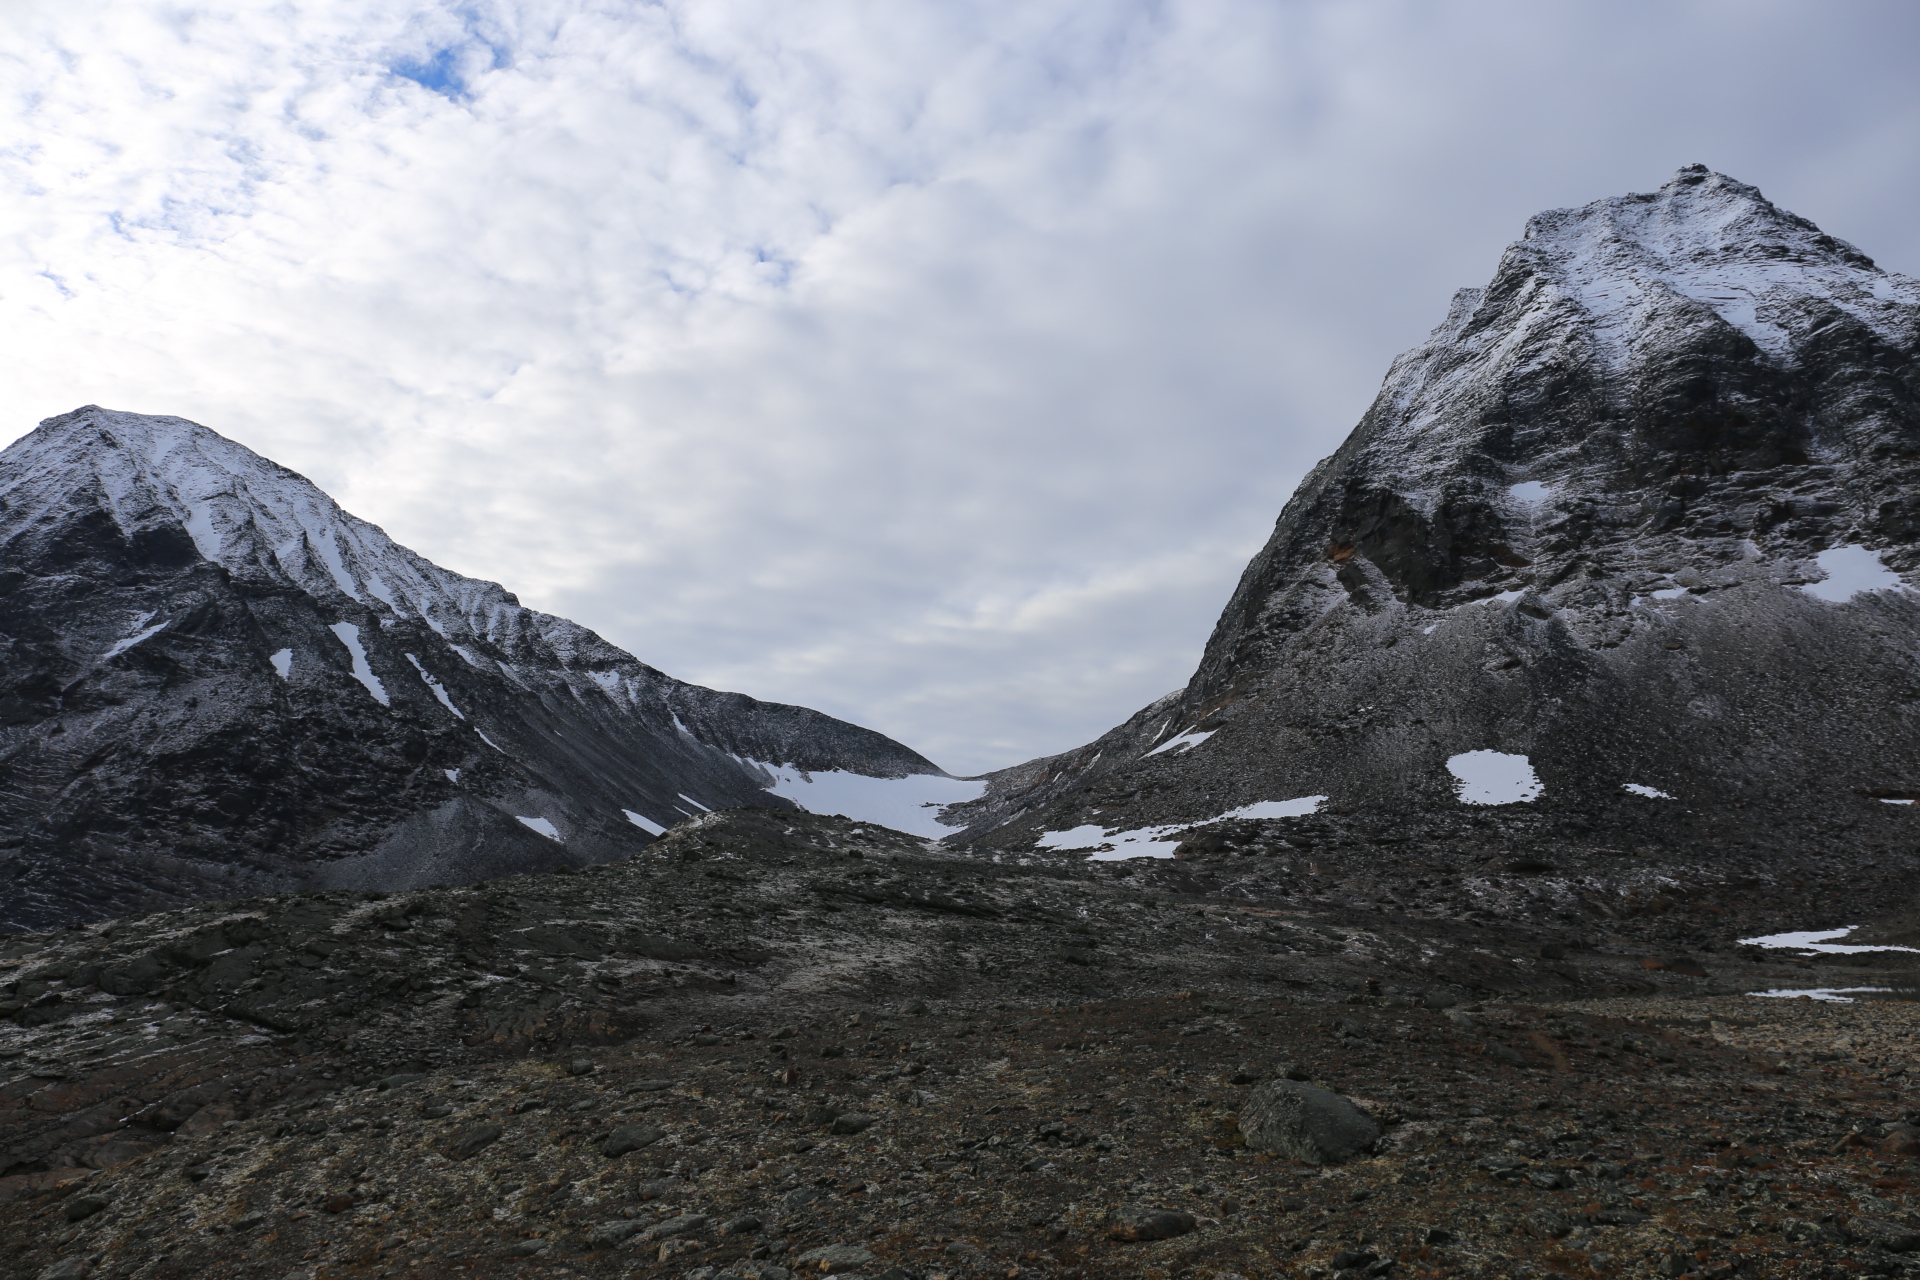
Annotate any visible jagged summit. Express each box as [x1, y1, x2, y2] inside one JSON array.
[[0, 408, 973, 930], [4, 408, 563, 668], [1508, 165, 1910, 365], [947, 170, 1920, 852]]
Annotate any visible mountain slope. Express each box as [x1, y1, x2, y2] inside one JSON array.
[[947, 166, 1920, 848], [0, 408, 970, 930]]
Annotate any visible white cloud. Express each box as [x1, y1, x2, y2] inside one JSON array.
[[4, 1, 1920, 773]]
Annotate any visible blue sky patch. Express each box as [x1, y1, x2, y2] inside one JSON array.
[[392, 46, 467, 98]]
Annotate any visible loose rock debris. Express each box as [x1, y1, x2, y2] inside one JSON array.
[[5, 809, 1920, 1278]]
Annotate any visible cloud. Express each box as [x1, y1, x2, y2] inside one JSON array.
[[3, 0, 1919, 773]]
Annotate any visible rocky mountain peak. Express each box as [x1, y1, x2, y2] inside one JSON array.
[[947, 171, 1920, 852], [0, 408, 969, 931]]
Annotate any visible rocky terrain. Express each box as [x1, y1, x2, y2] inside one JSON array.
[[945, 167, 1920, 854], [0, 409, 964, 932], [7, 806, 1920, 1279]]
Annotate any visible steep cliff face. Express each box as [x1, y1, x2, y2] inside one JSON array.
[[0, 409, 954, 929], [949, 167, 1920, 845]]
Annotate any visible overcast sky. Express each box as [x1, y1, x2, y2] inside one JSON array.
[[5, 1, 1919, 775]]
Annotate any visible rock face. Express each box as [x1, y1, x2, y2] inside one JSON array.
[[1237, 1078, 1381, 1165], [948, 167, 1920, 845], [0, 408, 955, 930]]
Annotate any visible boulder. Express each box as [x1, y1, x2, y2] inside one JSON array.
[[1848, 1216, 1920, 1252], [1108, 1207, 1197, 1241], [1237, 1079, 1380, 1165], [602, 1123, 665, 1157], [790, 1244, 874, 1273], [443, 1123, 504, 1160]]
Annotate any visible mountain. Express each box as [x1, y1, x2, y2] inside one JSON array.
[[0, 408, 977, 930], [947, 166, 1920, 851]]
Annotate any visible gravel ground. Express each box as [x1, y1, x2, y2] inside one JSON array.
[[7, 810, 1920, 1280]]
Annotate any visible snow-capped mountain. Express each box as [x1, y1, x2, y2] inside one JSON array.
[[0, 408, 976, 929], [946, 167, 1920, 847]]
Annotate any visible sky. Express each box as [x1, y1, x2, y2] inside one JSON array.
[[5, 1, 1920, 776]]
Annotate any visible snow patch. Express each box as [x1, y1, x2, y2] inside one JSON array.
[[1881, 798, 1916, 806], [1802, 545, 1906, 602], [444, 768, 460, 783], [1508, 481, 1550, 504], [269, 648, 293, 680], [754, 764, 987, 839], [1039, 795, 1327, 861], [516, 816, 561, 841], [405, 653, 465, 719], [1447, 750, 1541, 805], [1622, 783, 1673, 799], [476, 730, 505, 753], [1146, 729, 1214, 757], [1750, 987, 1891, 1004], [1229, 797, 1328, 820], [623, 809, 667, 836], [328, 622, 389, 706], [1738, 927, 1920, 955], [1648, 587, 1687, 600], [677, 793, 712, 812], [105, 618, 169, 658]]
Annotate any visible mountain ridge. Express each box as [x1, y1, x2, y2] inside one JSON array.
[[0, 407, 968, 930]]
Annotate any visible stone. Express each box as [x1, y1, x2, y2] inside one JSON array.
[[322, 1193, 357, 1214], [629, 1079, 676, 1092], [1237, 1079, 1380, 1165], [37, 1259, 92, 1280], [721, 1215, 763, 1235], [566, 1058, 598, 1076], [828, 1113, 874, 1135], [782, 1186, 826, 1211], [604, 1124, 666, 1157], [444, 1123, 504, 1160], [634, 1177, 681, 1200], [63, 1195, 108, 1221], [1848, 1216, 1920, 1252], [588, 1219, 649, 1246], [503, 1240, 548, 1257], [789, 1243, 874, 1273], [644, 1213, 711, 1241], [1107, 1207, 1197, 1242], [802, 1105, 842, 1127]]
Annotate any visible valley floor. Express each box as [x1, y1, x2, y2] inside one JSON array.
[[4, 809, 1919, 1280]]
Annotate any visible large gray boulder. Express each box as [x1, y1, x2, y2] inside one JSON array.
[[1237, 1079, 1380, 1165]]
